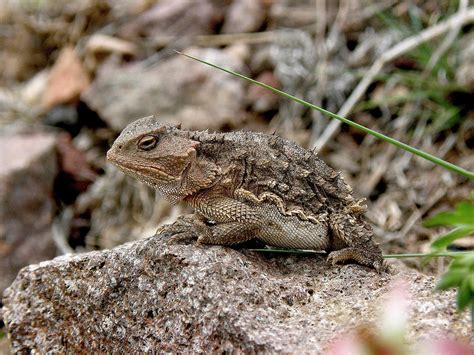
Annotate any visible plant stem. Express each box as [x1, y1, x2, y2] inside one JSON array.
[[383, 251, 474, 258], [177, 51, 474, 180], [248, 249, 324, 255], [248, 249, 473, 258]]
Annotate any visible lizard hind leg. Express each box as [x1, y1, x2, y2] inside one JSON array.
[[328, 212, 384, 272], [197, 221, 258, 246]]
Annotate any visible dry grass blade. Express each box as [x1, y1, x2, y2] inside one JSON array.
[[313, 6, 474, 150]]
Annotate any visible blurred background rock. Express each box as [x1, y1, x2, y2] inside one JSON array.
[[0, 0, 473, 348]]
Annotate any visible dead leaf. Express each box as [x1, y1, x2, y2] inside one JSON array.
[[42, 46, 90, 109]]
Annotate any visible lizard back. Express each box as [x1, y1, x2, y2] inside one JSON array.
[[183, 129, 358, 217]]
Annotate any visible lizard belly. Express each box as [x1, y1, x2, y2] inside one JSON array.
[[255, 203, 329, 250]]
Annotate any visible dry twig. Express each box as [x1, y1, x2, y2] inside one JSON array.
[[312, 7, 474, 150], [425, 0, 468, 75]]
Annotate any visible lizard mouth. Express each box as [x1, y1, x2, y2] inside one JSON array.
[[107, 151, 176, 182]]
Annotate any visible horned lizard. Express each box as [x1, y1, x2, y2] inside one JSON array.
[[107, 116, 384, 270]]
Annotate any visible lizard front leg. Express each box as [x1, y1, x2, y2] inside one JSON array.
[[156, 214, 207, 243], [160, 216, 257, 246], [184, 191, 262, 246]]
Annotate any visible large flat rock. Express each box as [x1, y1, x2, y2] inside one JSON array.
[[82, 47, 247, 132], [3, 231, 471, 353]]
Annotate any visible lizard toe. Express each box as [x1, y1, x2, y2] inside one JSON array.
[[373, 260, 389, 273], [327, 250, 343, 266]]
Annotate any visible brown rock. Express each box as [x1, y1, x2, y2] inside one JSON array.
[[222, 0, 266, 34], [0, 133, 58, 297], [269, 0, 318, 28], [55, 132, 97, 204], [84, 34, 138, 72], [3, 231, 470, 353], [42, 47, 91, 109], [119, 0, 221, 42], [82, 47, 247, 131]]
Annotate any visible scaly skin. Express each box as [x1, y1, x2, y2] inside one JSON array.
[[107, 116, 384, 271]]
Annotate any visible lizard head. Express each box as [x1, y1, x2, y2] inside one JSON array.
[[107, 116, 200, 191]]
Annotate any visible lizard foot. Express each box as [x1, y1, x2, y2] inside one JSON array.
[[327, 247, 385, 272], [156, 215, 202, 244]]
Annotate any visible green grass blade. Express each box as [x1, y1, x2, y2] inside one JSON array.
[[178, 51, 474, 180], [248, 248, 324, 255]]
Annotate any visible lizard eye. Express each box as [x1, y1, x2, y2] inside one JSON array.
[[138, 135, 158, 151]]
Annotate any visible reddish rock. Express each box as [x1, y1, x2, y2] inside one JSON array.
[[55, 132, 97, 204], [247, 71, 281, 112], [0, 133, 58, 296]]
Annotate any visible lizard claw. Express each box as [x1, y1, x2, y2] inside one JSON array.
[[156, 215, 200, 243], [156, 214, 215, 246], [373, 260, 389, 273], [326, 250, 344, 266], [327, 248, 385, 272], [168, 230, 199, 244]]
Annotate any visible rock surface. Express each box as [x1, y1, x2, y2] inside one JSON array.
[[82, 47, 247, 131], [222, 0, 266, 34], [3, 230, 471, 353], [0, 133, 58, 297], [119, 0, 220, 42]]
